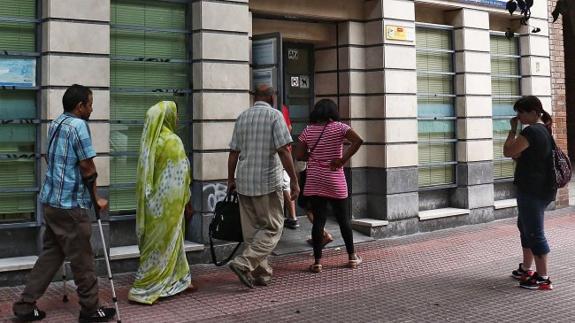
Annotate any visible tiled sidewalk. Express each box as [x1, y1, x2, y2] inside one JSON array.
[[1, 208, 575, 323]]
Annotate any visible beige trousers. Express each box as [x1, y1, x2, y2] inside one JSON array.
[[231, 190, 284, 282]]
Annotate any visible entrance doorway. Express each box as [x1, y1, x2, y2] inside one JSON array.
[[251, 36, 315, 134], [251, 35, 374, 255], [283, 42, 314, 137]]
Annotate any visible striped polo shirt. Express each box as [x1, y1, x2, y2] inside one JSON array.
[[39, 113, 96, 209], [230, 101, 293, 196], [299, 121, 350, 199]]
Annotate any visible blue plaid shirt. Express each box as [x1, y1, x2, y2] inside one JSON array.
[[39, 113, 96, 209]]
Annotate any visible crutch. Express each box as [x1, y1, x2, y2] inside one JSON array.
[[62, 262, 69, 302], [84, 174, 122, 323]]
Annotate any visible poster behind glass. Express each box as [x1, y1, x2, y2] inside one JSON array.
[[0, 58, 36, 87]]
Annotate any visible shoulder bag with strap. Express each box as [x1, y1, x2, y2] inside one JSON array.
[[298, 123, 328, 161], [549, 134, 572, 189], [44, 116, 71, 163]]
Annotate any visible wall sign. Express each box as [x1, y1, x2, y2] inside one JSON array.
[[288, 49, 299, 60], [0, 58, 36, 87], [385, 25, 414, 42], [290, 76, 299, 87], [299, 75, 309, 89], [448, 0, 506, 8]]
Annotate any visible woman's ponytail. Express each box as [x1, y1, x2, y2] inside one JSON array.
[[541, 110, 553, 135]]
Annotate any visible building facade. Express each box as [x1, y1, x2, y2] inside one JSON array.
[[0, 0, 569, 282]]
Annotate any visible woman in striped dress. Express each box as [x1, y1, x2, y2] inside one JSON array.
[[296, 99, 364, 273]]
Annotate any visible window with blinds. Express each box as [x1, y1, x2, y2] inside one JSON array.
[[491, 35, 520, 180], [0, 0, 38, 223], [110, 0, 191, 214], [416, 27, 456, 188]]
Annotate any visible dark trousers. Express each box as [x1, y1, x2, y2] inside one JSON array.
[[516, 191, 553, 256], [309, 196, 355, 260], [13, 206, 99, 316]]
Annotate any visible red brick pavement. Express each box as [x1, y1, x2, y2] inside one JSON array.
[[2, 208, 575, 322]]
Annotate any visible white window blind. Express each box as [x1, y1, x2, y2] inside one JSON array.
[[110, 0, 191, 213], [416, 27, 456, 187], [0, 0, 38, 223], [491, 35, 520, 179]]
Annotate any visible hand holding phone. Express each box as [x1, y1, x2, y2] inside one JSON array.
[[510, 117, 519, 133]]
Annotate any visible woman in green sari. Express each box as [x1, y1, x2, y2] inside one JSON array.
[[129, 101, 192, 305]]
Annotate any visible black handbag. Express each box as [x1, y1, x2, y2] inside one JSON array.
[[208, 192, 243, 266]]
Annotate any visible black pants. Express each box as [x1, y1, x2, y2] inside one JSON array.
[[309, 196, 355, 260]]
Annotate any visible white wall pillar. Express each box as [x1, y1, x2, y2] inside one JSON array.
[[191, 0, 250, 242], [519, 20, 552, 113], [41, 0, 111, 185], [452, 8, 494, 209]]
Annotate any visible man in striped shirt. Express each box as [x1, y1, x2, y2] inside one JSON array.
[[13, 85, 116, 322], [227, 85, 299, 288]]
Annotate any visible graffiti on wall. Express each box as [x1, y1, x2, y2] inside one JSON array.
[[202, 183, 227, 212]]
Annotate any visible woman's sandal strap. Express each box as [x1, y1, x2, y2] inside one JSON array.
[[349, 256, 363, 268], [309, 264, 322, 273]]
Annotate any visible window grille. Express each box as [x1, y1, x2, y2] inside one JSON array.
[[110, 0, 191, 213], [491, 34, 520, 180], [0, 0, 39, 223]]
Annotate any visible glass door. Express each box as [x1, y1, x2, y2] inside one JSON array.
[[252, 33, 283, 109]]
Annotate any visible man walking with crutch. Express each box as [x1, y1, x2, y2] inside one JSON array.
[[13, 84, 116, 322]]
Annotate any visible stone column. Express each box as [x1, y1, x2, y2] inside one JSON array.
[[40, 0, 111, 256], [451, 9, 495, 222], [518, 7, 552, 114], [190, 0, 250, 242], [518, 4, 554, 207], [334, 21, 371, 219], [351, 0, 419, 238]]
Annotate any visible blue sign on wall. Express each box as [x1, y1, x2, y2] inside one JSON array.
[[0, 58, 36, 87], [451, 0, 507, 9]]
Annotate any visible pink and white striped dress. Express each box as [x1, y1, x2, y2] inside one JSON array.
[[299, 121, 350, 199]]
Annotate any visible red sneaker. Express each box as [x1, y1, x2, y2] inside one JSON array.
[[511, 263, 534, 282], [520, 273, 553, 290]]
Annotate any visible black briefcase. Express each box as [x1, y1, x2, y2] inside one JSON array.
[[209, 192, 243, 266]]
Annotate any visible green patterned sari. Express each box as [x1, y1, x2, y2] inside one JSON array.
[[128, 101, 191, 304]]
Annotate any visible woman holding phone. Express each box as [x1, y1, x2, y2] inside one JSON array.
[[504, 96, 556, 290]]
